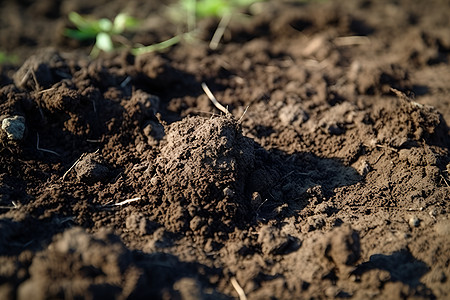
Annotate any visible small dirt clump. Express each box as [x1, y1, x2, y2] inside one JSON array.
[[74, 152, 111, 184]]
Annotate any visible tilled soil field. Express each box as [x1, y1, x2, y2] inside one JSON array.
[[0, 0, 449, 299]]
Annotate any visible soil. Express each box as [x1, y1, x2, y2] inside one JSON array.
[[1, 0, 449, 299]]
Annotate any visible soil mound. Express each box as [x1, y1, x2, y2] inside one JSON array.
[[372, 91, 449, 148], [17, 228, 135, 300], [152, 115, 255, 234]]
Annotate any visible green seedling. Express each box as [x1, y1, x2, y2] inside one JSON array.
[[65, 12, 139, 56], [170, 0, 264, 49], [66, 12, 192, 56], [180, 0, 261, 18], [66, 0, 264, 56]]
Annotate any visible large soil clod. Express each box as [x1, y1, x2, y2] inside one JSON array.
[[152, 115, 255, 234]]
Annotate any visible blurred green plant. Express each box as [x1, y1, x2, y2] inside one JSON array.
[[65, 12, 139, 56], [66, 11, 190, 56], [65, 0, 264, 56], [179, 0, 262, 18], [0, 51, 19, 64], [170, 0, 264, 49]]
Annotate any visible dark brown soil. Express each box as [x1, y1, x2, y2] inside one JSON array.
[[1, 0, 449, 299]]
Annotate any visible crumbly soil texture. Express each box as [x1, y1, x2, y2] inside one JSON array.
[[1, 0, 450, 299]]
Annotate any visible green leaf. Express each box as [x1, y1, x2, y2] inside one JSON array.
[[196, 0, 230, 18], [68, 12, 90, 29], [64, 28, 96, 40], [97, 18, 113, 32], [231, 0, 263, 7], [0, 51, 19, 64], [131, 34, 183, 56], [95, 32, 114, 52], [67, 12, 104, 39], [113, 13, 139, 33]]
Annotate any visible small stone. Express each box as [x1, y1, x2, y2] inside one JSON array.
[[150, 176, 160, 185], [251, 192, 262, 208], [223, 187, 235, 198], [429, 208, 438, 218], [257, 225, 299, 255], [2, 116, 26, 140], [325, 286, 339, 298], [409, 216, 420, 227], [357, 160, 371, 176]]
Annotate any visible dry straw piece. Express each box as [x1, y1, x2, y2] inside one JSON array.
[[201, 82, 231, 115]]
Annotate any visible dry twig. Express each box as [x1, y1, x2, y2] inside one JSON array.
[[114, 197, 141, 206], [238, 106, 250, 123], [201, 82, 230, 115], [62, 153, 87, 181], [231, 277, 247, 300], [334, 36, 371, 46], [210, 12, 232, 50]]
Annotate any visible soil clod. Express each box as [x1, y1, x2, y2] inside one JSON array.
[[153, 115, 255, 233]]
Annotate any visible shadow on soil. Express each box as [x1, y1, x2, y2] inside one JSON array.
[[131, 251, 229, 299], [352, 248, 434, 297], [248, 146, 361, 222]]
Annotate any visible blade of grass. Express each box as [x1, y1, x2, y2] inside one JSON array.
[[131, 35, 183, 56], [209, 11, 232, 50]]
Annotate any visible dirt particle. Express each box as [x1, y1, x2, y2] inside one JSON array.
[[74, 153, 110, 183], [257, 225, 299, 255], [123, 90, 160, 123], [302, 215, 326, 232], [326, 225, 360, 269], [409, 216, 420, 228], [126, 214, 153, 236], [251, 192, 262, 209], [223, 187, 235, 198], [355, 159, 371, 176]]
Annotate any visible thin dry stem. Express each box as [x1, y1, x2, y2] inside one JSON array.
[[36, 133, 60, 156], [334, 36, 371, 46], [231, 277, 247, 300], [37, 87, 56, 95], [201, 82, 230, 115], [210, 12, 232, 50], [19, 69, 31, 88], [0, 201, 19, 210], [114, 197, 141, 206], [238, 106, 250, 123], [30, 69, 41, 91], [62, 153, 87, 181]]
